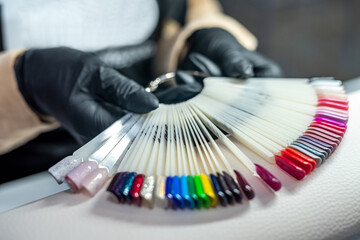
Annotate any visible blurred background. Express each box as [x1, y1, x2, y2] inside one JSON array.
[[220, 0, 360, 80]]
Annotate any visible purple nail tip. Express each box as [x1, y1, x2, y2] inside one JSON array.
[[314, 117, 347, 128], [233, 169, 255, 200], [315, 113, 348, 124], [107, 172, 128, 202], [255, 164, 282, 191]]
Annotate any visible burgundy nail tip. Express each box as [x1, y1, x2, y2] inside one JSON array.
[[233, 169, 255, 200], [255, 164, 282, 191]]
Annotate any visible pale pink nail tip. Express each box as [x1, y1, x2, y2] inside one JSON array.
[[65, 161, 98, 191], [82, 168, 109, 196]]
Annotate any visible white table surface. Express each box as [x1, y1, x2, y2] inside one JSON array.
[[1, 90, 360, 240]]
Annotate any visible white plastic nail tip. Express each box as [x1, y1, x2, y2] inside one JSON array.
[[48, 155, 82, 184]]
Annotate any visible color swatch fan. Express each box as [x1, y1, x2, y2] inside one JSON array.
[[48, 77, 349, 209]]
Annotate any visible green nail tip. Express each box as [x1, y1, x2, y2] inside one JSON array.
[[194, 175, 210, 208], [187, 175, 200, 209]]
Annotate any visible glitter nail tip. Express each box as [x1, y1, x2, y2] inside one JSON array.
[[48, 155, 82, 184], [155, 176, 168, 209], [140, 175, 155, 206], [255, 164, 282, 191], [82, 167, 109, 196], [65, 160, 98, 191], [120, 172, 137, 203]]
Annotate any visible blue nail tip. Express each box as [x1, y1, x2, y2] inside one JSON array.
[[165, 176, 174, 209], [120, 172, 136, 203], [171, 176, 185, 209], [292, 142, 325, 163], [210, 173, 227, 206], [181, 175, 194, 209]]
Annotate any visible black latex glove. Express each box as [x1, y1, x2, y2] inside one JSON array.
[[15, 47, 159, 143], [156, 28, 283, 104], [154, 71, 205, 104], [181, 27, 283, 78]]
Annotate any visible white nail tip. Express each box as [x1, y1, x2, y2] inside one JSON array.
[[48, 155, 82, 184]]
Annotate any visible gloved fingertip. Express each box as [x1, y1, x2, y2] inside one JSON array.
[[226, 61, 254, 78], [241, 63, 255, 77], [125, 90, 159, 113], [255, 64, 284, 78], [188, 53, 222, 76]]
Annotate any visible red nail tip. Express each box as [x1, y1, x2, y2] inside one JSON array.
[[317, 101, 349, 110], [233, 170, 255, 200], [129, 174, 145, 206], [284, 148, 317, 170], [318, 97, 348, 105], [281, 150, 313, 173], [313, 120, 347, 132], [255, 164, 282, 191], [275, 155, 306, 180]]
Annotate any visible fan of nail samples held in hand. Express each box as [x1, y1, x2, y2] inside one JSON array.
[[49, 77, 348, 209]]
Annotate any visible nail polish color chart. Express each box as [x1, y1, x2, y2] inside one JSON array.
[[48, 77, 349, 211]]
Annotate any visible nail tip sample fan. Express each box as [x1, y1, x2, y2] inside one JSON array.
[[48, 77, 349, 209]]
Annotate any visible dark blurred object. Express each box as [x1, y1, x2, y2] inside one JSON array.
[[344, 77, 360, 93], [0, 128, 79, 183], [154, 71, 206, 104], [220, 0, 360, 80]]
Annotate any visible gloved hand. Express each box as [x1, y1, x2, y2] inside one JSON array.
[[181, 27, 283, 78], [156, 27, 283, 104], [15, 47, 159, 143]]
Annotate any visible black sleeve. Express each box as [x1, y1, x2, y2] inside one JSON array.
[[157, 0, 187, 26]]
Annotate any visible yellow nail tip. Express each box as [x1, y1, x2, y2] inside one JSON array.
[[200, 174, 217, 207]]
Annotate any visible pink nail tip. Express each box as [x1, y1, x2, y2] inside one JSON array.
[[255, 164, 282, 191], [65, 161, 98, 191], [48, 155, 82, 184], [82, 167, 109, 196]]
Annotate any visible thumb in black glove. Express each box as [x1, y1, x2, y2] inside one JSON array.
[[181, 28, 283, 78], [15, 47, 158, 143]]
